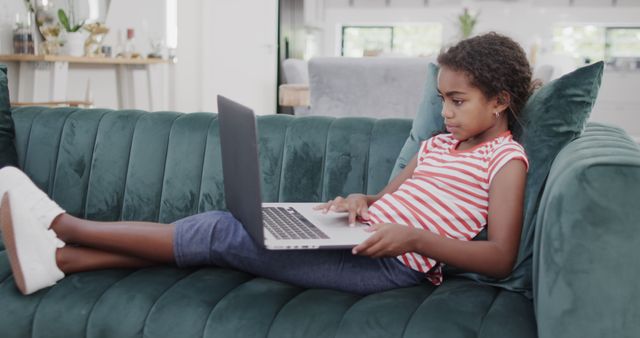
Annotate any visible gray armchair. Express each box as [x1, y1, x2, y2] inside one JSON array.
[[308, 57, 432, 118]]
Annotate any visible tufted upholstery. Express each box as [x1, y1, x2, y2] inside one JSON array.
[[0, 107, 539, 338], [2, 107, 639, 337]]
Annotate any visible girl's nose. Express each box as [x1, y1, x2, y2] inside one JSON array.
[[441, 107, 453, 119]]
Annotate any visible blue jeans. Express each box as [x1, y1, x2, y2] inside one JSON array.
[[173, 211, 425, 295]]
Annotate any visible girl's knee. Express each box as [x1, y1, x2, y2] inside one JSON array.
[[203, 211, 239, 228]]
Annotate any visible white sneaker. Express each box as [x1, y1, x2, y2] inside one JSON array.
[[1, 188, 66, 295], [0, 166, 32, 203], [0, 166, 64, 230]]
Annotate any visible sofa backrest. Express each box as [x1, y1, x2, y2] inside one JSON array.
[[11, 107, 411, 224], [308, 57, 432, 118]]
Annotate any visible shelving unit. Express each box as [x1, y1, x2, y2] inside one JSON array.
[[0, 54, 169, 110]]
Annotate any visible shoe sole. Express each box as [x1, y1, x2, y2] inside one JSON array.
[[1, 194, 28, 295]]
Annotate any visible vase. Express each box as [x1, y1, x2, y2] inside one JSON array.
[[63, 31, 87, 57]]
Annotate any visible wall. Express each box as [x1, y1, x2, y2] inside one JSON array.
[[199, 0, 278, 115]]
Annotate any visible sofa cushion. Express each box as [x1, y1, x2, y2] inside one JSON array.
[[391, 61, 604, 297], [0, 261, 536, 338], [0, 64, 18, 169]]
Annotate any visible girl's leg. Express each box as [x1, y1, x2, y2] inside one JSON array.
[[56, 246, 158, 274], [51, 213, 175, 264], [176, 211, 425, 295]]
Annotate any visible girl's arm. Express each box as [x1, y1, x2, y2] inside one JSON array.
[[314, 154, 418, 224], [353, 159, 527, 279]]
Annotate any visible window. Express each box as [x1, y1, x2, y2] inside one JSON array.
[[342, 26, 393, 57], [553, 25, 640, 65], [341, 24, 442, 57], [606, 27, 640, 60]]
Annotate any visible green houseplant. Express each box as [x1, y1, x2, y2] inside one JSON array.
[[57, 7, 86, 56], [57, 8, 84, 33], [458, 8, 479, 39]]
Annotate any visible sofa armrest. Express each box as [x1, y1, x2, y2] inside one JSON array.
[[533, 123, 640, 338]]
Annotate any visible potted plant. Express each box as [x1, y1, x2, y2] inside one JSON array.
[[458, 8, 479, 39], [58, 7, 86, 56]]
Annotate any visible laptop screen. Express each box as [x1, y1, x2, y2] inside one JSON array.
[[217, 95, 264, 245]]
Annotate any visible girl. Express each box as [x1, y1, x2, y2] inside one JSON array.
[[1, 32, 531, 296]]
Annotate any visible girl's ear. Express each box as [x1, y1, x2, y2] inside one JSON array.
[[495, 91, 511, 113]]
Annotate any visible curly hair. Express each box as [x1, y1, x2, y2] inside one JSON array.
[[437, 32, 535, 135]]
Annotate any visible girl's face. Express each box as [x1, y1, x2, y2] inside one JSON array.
[[437, 66, 508, 144]]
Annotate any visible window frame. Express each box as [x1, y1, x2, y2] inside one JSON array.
[[340, 25, 395, 57], [604, 26, 640, 60]]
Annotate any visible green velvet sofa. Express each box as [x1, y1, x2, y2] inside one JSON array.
[[1, 106, 640, 338]]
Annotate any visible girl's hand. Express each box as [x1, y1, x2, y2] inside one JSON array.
[[352, 223, 417, 258], [313, 194, 370, 226]]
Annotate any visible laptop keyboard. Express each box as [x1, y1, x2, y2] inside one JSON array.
[[263, 207, 330, 240]]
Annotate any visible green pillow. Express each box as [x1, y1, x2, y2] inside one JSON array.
[[391, 61, 604, 297], [447, 61, 605, 297], [0, 64, 18, 169], [389, 63, 444, 180]]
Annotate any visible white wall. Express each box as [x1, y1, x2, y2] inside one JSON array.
[[199, 0, 278, 114], [174, 0, 202, 112]]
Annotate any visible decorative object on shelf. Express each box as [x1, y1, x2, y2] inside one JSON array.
[[458, 7, 479, 39], [19, 0, 40, 54], [35, 1, 61, 55], [39, 24, 61, 55], [118, 28, 139, 58], [13, 13, 35, 54], [58, 3, 87, 56], [101, 45, 112, 57], [84, 22, 109, 57], [148, 34, 165, 59]]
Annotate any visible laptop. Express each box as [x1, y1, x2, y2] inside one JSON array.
[[217, 95, 372, 250]]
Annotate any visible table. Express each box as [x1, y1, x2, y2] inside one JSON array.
[[278, 84, 310, 107], [0, 54, 168, 110]]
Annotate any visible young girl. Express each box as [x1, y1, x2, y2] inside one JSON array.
[[1, 32, 531, 296]]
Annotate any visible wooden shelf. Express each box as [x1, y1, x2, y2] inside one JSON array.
[[0, 54, 168, 65]]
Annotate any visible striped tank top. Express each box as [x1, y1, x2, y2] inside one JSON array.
[[367, 131, 528, 285]]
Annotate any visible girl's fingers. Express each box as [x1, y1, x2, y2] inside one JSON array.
[[312, 202, 328, 210], [365, 223, 381, 232], [330, 197, 344, 212], [352, 232, 380, 254], [317, 200, 333, 213], [356, 239, 385, 257], [348, 209, 358, 226], [358, 205, 369, 221]]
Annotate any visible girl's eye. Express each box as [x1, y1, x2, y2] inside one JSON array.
[[453, 99, 463, 106]]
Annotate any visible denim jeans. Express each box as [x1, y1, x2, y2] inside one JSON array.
[[173, 211, 425, 295]]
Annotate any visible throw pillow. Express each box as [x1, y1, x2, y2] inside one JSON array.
[[446, 61, 605, 297], [389, 62, 444, 180], [389, 60, 604, 297], [0, 64, 18, 168]]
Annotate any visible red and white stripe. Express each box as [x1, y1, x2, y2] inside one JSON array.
[[367, 131, 528, 285]]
